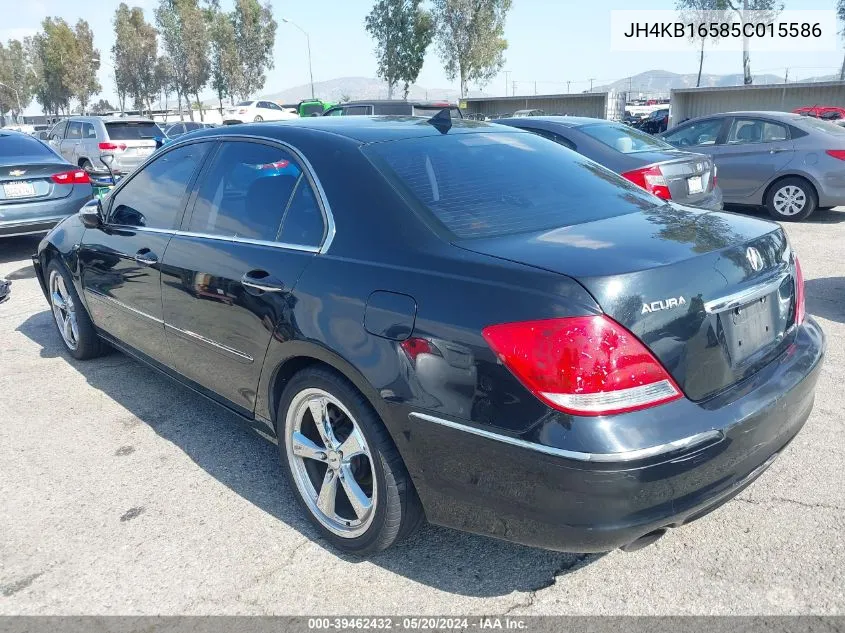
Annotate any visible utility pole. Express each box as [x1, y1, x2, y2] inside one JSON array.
[[512, 80, 517, 96], [567, 80, 571, 93], [784, 68, 789, 84], [589, 78, 595, 92], [504, 70, 511, 97], [534, 81, 537, 95]]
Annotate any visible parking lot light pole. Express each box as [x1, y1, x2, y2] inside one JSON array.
[[282, 18, 315, 100], [0, 81, 23, 125]]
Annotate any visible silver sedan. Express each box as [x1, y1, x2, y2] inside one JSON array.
[[660, 110, 845, 221]]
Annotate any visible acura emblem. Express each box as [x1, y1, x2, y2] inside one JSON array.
[[746, 247, 764, 272], [9, 169, 25, 176]]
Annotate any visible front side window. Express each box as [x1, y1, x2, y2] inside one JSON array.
[[186, 141, 323, 244], [109, 142, 210, 229], [49, 121, 66, 140], [344, 106, 372, 116], [663, 118, 724, 147], [364, 131, 661, 240], [66, 122, 82, 140], [727, 119, 789, 145]]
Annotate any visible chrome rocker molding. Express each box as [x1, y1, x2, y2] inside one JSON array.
[[704, 271, 790, 314], [409, 411, 723, 463], [85, 289, 163, 324]]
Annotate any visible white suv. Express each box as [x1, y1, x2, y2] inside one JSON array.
[[223, 100, 298, 124]]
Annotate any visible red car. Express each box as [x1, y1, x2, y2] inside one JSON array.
[[793, 106, 845, 121]]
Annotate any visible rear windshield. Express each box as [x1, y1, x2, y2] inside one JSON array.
[[364, 131, 661, 239], [301, 103, 325, 117], [0, 133, 55, 159], [411, 106, 463, 119], [795, 116, 845, 135], [578, 123, 674, 153], [105, 122, 164, 140]]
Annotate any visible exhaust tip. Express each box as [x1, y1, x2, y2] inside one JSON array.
[[620, 528, 667, 553]]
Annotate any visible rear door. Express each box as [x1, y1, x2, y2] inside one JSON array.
[[79, 140, 213, 363], [104, 121, 160, 173], [60, 121, 82, 163], [160, 139, 327, 414], [710, 117, 796, 202]]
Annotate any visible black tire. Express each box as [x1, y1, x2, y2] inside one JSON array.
[[765, 177, 817, 222], [80, 159, 94, 173], [254, 115, 263, 122], [277, 367, 424, 555], [46, 259, 105, 360]]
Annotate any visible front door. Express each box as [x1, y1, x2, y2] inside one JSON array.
[[160, 139, 327, 414], [79, 141, 212, 363], [60, 121, 82, 163], [709, 117, 796, 202]]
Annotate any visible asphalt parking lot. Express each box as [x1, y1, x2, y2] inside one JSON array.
[[1, 208, 844, 616]]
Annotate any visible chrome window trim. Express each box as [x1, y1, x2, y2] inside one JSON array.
[[100, 225, 321, 254], [408, 412, 723, 463], [704, 271, 790, 314], [85, 289, 163, 324], [164, 323, 254, 364]]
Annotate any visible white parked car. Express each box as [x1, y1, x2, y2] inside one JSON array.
[[222, 100, 298, 124]]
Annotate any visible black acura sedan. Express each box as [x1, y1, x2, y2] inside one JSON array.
[[33, 116, 824, 556]]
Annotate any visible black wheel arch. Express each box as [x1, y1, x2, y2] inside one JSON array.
[[762, 173, 819, 207]]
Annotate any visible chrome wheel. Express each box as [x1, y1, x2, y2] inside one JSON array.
[[285, 388, 377, 538], [773, 185, 807, 216], [49, 270, 79, 351]]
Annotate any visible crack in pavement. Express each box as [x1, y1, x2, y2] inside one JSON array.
[[502, 553, 595, 615], [737, 496, 845, 512], [1, 571, 45, 597]]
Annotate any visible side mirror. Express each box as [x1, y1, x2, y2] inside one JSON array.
[[37, 131, 49, 140], [79, 199, 103, 229]]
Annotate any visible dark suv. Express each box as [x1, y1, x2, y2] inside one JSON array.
[[323, 100, 463, 118]]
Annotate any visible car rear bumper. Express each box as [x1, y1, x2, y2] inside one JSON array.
[[0, 188, 92, 237], [684, 186, 723, 211], [399, 316, 824, 552]]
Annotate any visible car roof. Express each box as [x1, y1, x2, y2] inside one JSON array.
[[334, 100, 457, 107], [495, 115, 610, 128], [184, 115, 518, 143], [66, 115, 156, 123]]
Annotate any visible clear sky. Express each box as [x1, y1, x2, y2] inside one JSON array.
[[1, 0, 840, 113]]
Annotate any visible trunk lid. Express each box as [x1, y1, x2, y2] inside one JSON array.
[[458, 205, 796, 401], [630, 151, 717, 207], [0, 161, 76, 204]]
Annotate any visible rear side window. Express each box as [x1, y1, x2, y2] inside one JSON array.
[[109, 142, 210, 229], [579, 123, 673, 153], [727, 119, 789, 144], [187, 141, 323, 245], [105, 121, 164, 140], [795, 116, 845, 136], [364, 131, 660, 240], [82, 122, 97, 139], [343, 106, 372, 116], [0, 133, 56, 159]]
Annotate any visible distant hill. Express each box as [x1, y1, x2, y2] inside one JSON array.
[[258, 76, 487, 104], [593, 69, 791, 95]]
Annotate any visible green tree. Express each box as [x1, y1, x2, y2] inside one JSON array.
[[676, 0, 728, 87], [156, 0, 190, 120], [232, 0, 277, 100], [432, 0, 511, 97], [69, 20, 101, 113], [206, 0, 239, 111], [29, 18, 78, 115], [365, 0, 434, 99], [0, 39, 35, 124], [91, 98, 116, 113], [113, 5, 160, 116], [716, 0, 783, 85]]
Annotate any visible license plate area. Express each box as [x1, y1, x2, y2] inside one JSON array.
[[687, 175, 703, 194], [3, 181, 37, 199], [720, 293, 780, 365]]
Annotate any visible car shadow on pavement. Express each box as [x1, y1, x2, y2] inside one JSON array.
[[721, 205, 845, 224], [16, 309, 603, 597], [806, 277, 845, 324], [0, 235, 41, 266]]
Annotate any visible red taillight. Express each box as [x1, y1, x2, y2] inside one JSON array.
[[621, 165, 672, 200], [51, 169, 91, 185], [400, 337, 441, 363], [482, 316, 682, 416], [825, 150, 845, 161], [794, 256, 806, 324], [98, 142, 126, 151]]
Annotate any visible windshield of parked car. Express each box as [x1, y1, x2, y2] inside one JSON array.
[[578, 123, 673, 153], [364, 131, 662, 239], [105, 121, 164, 140], [794, 116, 845, 135], [0, 132, 56, 158]]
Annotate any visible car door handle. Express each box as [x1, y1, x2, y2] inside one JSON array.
[[769, 147, 789, 154], [134, 249, 158, 266], [241, 271, 285, 293]]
